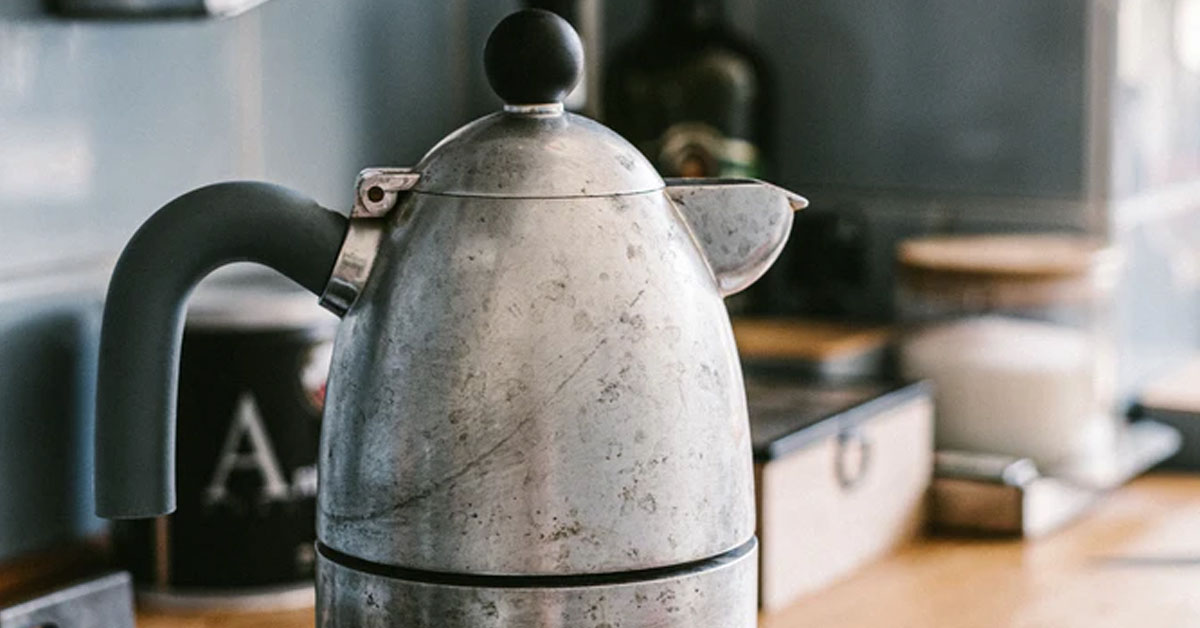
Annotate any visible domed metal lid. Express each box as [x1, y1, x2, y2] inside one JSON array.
[[411, 9, 663, 199]]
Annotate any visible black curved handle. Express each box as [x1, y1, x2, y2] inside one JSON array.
[[95, 181, 347, 518]]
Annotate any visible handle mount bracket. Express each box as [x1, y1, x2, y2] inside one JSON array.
[[320, 168, 419, 316]]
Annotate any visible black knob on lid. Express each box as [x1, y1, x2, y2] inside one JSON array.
[[485, 9, 583, 107]]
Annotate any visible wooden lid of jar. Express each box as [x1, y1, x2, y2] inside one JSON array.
[[897, 234, 1120, 308]]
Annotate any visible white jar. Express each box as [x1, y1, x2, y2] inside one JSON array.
[[896, 234, 1121, 468]]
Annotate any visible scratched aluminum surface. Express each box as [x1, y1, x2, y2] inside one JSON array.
[[318, 189, 757, 575], [666, 180, 804, 297], [316, 541, 757, 627], [412, 111, 664, 199]]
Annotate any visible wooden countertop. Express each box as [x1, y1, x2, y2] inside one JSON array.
[[762, 473, 1200, 628], [139, 608, 312, 628], [133, 473, 1200, 628]]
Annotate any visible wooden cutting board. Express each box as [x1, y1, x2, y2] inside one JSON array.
[[732, 318, 891, 362]]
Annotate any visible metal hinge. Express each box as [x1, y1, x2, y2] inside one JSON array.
[[320, 168, 420, 317]]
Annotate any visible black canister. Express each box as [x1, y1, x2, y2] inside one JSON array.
[[114, 268, 336, 608]]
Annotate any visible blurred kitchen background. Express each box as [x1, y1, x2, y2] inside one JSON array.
[[1, 0, 1198, 622]]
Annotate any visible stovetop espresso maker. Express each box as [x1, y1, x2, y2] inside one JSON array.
[[95, 10, 806, 626]]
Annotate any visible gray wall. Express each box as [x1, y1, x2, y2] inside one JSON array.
[[0, 0, 518, 280], [605, 0, 1090, 201], [0, 291, 100, 557], [753, 0, 1090, 200]]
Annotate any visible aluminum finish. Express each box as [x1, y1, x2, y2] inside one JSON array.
[[503, 103, 565, 115], [411, 111, 663, 198], [665, 178, 807, 296], [318, 190, 759, 575], [316, 541, 758, 628], [320, 169, 419, 317]]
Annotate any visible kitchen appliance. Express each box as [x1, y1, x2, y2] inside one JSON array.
[[114, 268, 335, 609], [746, 374, 932, 611], [92, 9, 806, 627]]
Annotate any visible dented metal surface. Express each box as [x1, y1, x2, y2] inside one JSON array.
[[316, 540, 758, 628], [318, 189, 758, 574]]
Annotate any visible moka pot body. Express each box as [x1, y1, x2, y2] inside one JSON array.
[[317, 191, 756, 576], [93, 11, 807, 627]]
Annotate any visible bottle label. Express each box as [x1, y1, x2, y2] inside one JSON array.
[[650, 122, 761, 178]]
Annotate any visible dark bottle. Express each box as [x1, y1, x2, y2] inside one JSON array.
[[604, 0, 771, 180]]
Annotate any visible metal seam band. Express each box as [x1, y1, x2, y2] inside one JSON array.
[[316, 537, 756, 589]]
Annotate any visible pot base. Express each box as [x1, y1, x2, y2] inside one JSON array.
[[316, 539, 757, 627]]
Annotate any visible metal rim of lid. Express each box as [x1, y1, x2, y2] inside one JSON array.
[[408, 110, 664, 199]]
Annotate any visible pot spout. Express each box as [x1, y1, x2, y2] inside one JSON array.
[[665, 178, 808, 297]]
